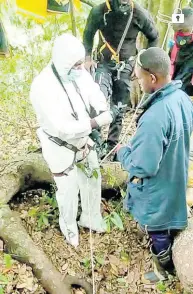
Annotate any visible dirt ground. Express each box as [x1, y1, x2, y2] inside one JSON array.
[[0, 112, 185, 294], [0, 187, 183, 294]]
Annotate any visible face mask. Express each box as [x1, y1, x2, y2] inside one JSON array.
[[175, 31, 193, 47], [68, 68, 83, 81]]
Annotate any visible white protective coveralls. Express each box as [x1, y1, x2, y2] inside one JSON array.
[[30, 33, 114, 247]]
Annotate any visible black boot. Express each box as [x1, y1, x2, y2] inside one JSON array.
[[47, 0, 70, 13], [143, 244, 175, 284]]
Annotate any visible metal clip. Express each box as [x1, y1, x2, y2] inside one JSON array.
[[117, 61, 125, 80]]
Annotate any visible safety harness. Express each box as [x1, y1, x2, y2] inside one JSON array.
[[44, 64, 94, 176], [99, 0, 134, 66]]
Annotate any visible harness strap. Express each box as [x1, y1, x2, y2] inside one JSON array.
[[105, 0, 111, 11], [72, 80, 91, 116], [51, 63, 79, 120], [170, 43, 179, 78], [99, 1, 134, 64], [43, 130, 79, 152], [99, 31, 119, 63]]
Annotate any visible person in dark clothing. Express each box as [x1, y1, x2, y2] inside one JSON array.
[[170, 7, 193, 96], [116, 47, 193, 283], [83, 0, 159, 157]]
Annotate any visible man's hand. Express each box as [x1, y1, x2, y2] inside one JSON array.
[[84, 56, 97, 72], [114, 143, 123, 153]]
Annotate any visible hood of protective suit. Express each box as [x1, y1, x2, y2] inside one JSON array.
[[52, 33, 85, 81]]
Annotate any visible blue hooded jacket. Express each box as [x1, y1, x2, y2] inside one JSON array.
[[117, 81, 193, 231]]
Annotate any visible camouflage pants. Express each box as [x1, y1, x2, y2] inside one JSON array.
[[94, 62, 134, 147]]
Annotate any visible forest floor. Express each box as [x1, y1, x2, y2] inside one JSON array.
[[0, 112, 184, 294]]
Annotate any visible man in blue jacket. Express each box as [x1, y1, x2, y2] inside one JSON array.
[[117, 47, 193, 282]]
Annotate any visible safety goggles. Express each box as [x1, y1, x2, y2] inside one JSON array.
[[72, 59, 85, 69]]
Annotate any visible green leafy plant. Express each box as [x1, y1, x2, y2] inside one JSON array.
[[95, 255, 105, 266], [37, 211, 52, 229], [3, 254, 13, 269], [101, 167, 117, 187], [120, 251, 130, 262], [156, 281, 167, 292], [104, 211, 124, 233], [42, 194, 58, 209], [28, 207, 38, 217], [0, 274, 8, 285], [27, 190, 59, 230], [82, 257, 91, 269], [76, 162, 99, 178], [0, 286, 4, 294]]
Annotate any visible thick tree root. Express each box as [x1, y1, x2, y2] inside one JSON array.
[[0, 205, 92, 294], [0, 153, 127, 205], [173, 218, 193, 294], [0, 153, 127, 293]]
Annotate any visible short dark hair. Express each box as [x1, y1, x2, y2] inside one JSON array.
[[138, 47, 171, 77]]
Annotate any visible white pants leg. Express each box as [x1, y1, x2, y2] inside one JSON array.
[[54, 168, 79, 247], [78, 150, 106, 232]]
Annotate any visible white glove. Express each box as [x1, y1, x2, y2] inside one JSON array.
[[86, 137, 95, 148], [94, 111, 113, 127]]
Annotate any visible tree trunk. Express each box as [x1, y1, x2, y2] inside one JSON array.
[[156, 0, 179, 49], [173, 218, 193, 294], [69, 0, 77, 36], [0, 205, 92, 294]]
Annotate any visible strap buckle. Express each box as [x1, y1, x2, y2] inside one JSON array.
[[117, 61, 125, 80]]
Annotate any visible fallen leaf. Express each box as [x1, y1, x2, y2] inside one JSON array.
[[61, 263, 68, 271], [109, 255, 120, 266]]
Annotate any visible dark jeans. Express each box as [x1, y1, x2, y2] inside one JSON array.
[[148, 230, 180, 255], [94, 61, 133, 147]]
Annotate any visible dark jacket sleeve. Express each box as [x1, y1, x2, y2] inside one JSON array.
[[83, 5, 103, 56], [135, 4, 159, 47]]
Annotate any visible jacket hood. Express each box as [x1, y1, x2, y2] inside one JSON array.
[[52, 33, 85, 79], [140, 80, 183, 109]]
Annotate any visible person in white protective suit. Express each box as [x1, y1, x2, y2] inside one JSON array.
[[30, 33, 119, 247]]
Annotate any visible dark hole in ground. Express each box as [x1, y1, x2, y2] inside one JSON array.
[[12, 184, 123, 206], [5, 186, 183, 294], [102, 187, 122, 201]]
